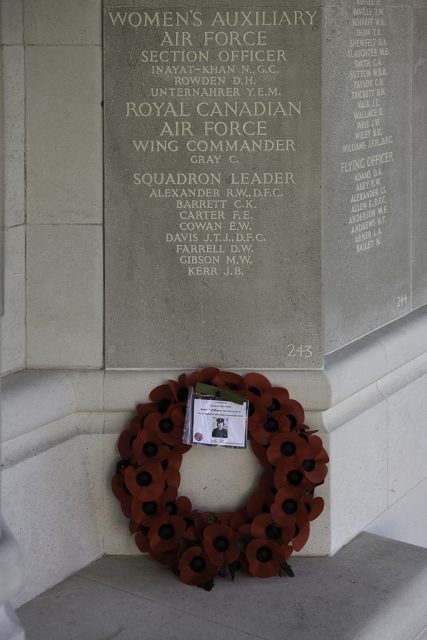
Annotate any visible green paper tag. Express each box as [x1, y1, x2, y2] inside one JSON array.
[[195, 383, 246, 405]]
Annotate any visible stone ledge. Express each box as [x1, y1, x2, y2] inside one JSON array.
[[16, 533, 427, 640], [2, 305, 427, 441]]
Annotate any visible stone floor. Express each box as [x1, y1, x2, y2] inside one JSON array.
[[17, 533, 427, 640]]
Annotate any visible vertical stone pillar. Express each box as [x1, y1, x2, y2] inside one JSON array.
[[0, 4, 25, 634]]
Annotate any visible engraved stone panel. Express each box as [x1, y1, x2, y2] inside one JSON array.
[[323, 2, 412, 353], [104, 0, 421, 370], [412, 2, 427, 309], [104, 1, 323, 368]]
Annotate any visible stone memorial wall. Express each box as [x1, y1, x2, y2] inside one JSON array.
[[103, 0, 426, 369], [323, 1, 412, 351]]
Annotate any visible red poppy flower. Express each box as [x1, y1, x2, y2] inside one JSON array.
[[164, 495, 192, 519], [250, 513, 294, 545], [149, 515, 186, 553], [292, 522, 311, 552], [182, 523, 201, 546], [111, 473, 131, 517], [136, 402, 157, 419], [267, 432, 309, 467], [250, 438, 270, 469], [244, 470, 276, 519], [144, 406, 185, 446], [172, 442, 192, 455], [123, 462, 164, 501], [117, 418, 141, 460], [211, 370, 244, 391], [242, 372, 272, 396], [135, 527, 150, 553], [178, 547, 216, 587], [149, 383, 179, 415], [164, 467, 181, 491], [303, 495, 324, 522], [274, 458, 312, 491], [149, 548, 179, 569], [167, 377, 190, 404], [278, 399, 305, 429], [237, 522, 252, 539], [229, 511, 248, 530], [193, 512, 217, 537], [158, 451, 182, 475], [130, 486, 178, 526], [297, 435, 329, 484], [246, 539, 289, 578], [187, 367, 220, 387], [216, 512, 234, 526], [249, 412, 292, 446], [270, 486, 308, 529], [132, 430, 170, 465], [203, 523, 240, 566], [260, 388, 292, 415], [129, 519, 140, 535]]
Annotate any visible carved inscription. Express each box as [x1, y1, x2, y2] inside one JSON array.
[[340, 0, 393, 256], [106, 7, 319, 278], [104, 4, 323, 368]]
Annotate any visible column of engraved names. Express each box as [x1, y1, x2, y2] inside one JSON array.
[[108, 9, 319, 277], [341, 0, 393, 255]]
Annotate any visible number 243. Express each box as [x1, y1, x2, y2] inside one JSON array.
[[287, 344, 313, 358]]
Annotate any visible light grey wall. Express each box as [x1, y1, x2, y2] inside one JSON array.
[[1, 0, 104, 373], [1, 0, 25, 374]]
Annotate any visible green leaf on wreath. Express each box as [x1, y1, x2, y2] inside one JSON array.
[[207, 512, 218, 525], [200, 578, 215, 591], [279, 562, 295, 578], [228, 563, 237, 581]]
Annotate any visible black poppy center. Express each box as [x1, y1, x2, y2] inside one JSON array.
[[266, 524, 282, 540], [136, 471, 152, 487], [165, 501, 177, 515], [280, 441, 296, 457], [159, 418, 174, 434], [248, 386, 261, 397], [161, 459, 169, 470], [142, 501, 158, 515], [142, 442, 158, 458], [158, 524, 175, 540], [157, 398, 172, 414], [267, 398, 281, 412], [287, 414, 297, 430], [190, 556, 206, 573], [303, 459, 315, 472], [287, 470, 303, 486], [256, 547, 273, 563], [264, 417, 279, 433], [282, 499, 298, 514], [213, 536, 229, 552]]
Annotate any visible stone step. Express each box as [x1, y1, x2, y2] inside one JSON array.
[[17, 533, 427, 640]]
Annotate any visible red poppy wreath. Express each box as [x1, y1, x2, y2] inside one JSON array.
[[112, 368, 329, 590]]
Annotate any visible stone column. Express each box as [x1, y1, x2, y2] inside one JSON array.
[[0, 2, 25, 635]]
